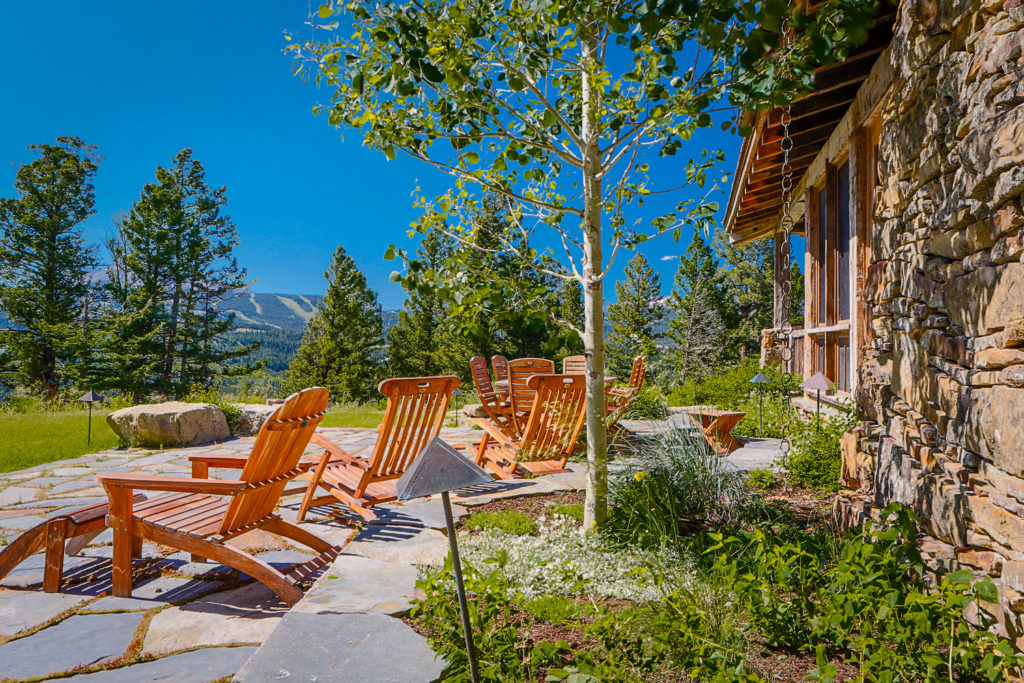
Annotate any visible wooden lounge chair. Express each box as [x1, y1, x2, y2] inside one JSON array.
[[507, 357, 556, 431], [606, 356, 647, 437], [474, 374, 586, 479], [491, 354, 510, 386], [562, 354, 587, 374], [296, 376, 459, 522], [97, 387, 339, 606], [470, 356, 519, 439]]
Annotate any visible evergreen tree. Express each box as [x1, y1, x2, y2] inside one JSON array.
[[287, 246, 383, 402], [606, 253, 663, 378], [667, 235, 728, 382], [0, 137, 101, 398], [387, 232, 459, 377], [549, 279, 585, 362], [715, 229, 805, 360], [105, 149, 254, 397]]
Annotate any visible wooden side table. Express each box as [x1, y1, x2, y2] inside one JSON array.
[[685, 409, 746, 455]]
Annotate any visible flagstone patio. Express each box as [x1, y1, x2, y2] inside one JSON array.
[[0, 418, 779, 682]]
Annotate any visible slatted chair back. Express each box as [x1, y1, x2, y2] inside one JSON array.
[[364, 376, 459, 481], [470, 356, 519, 439], [627, 355, 648, 391], [516, 374, 587, 463], [222, 387, 329, 533], [507, 357, 556, 420], [562, 355, 587, 374], [491, 355, 510, 384]]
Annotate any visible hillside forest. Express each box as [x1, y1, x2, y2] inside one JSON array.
[[0, 138, 803, 406]]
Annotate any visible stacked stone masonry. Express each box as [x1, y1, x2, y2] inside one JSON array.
[[839, 0, 1024, 644]]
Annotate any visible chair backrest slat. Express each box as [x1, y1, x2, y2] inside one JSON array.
[[515, 374, 587, 464], [507, 358, 555, 428], [362, 376, 459, 482], [628, 356, 647, 391], [491, 355, 510, 383], [221, 387, 329, 533], [562, 355, 586, 375], [470, 355, 518, 438]]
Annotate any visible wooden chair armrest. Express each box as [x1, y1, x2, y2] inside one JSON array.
[[310, 433, 369, 470], [472, 418, 518, 448], [188, 454, 249, 469], [97, 473, 247, 495]]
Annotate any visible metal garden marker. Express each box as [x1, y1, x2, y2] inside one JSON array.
[[396, 436, 492, 683], [749, 372, 770, 437], [77, 390, 101, 444], [801, 372, 830, 430]]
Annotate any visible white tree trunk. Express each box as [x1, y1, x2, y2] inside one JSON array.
[[580, 33, 608, 529]]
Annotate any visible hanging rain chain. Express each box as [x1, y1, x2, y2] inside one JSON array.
[[777, 19, 797, 462]]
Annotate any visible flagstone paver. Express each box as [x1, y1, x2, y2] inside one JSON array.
[[81, 595, 165, 613], [57, 645, 258, 682], [293, 555, 419, 616], [233, 612, 445, 683], [345, 525, 450, 565], [0, 611, 145, 679], [0, 590, 92, 637]]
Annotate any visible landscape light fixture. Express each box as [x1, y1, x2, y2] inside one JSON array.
[[77, 390, 102, 444], [396, 437, 493, 683], [800, 372, 831, 427], [749, 372, 771, 437]]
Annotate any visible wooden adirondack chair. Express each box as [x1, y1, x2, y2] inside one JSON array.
[[474, 374, 586, 479], [296, 376, 459, 522], [606, 355, 648, 436], [507, 357, 556, 431], [97, 387, 338, 606], [469, 356, 519, 439], [491, 355, 510, 385], [562, 355, 587, 374]]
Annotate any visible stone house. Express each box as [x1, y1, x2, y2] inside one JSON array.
[[723, 0, 1024, 638]]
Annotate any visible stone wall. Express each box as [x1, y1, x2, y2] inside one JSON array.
[[841, 0, 1024, 642]]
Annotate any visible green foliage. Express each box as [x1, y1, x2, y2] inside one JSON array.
[[624, 383, 670, 420], [609, 428, 758, 548], [103, 148, 256, 399], [464, 510, 538, 536], [666, 234, 728, 383], [667, 357, 797, 410], [606, 253, 663, 379], [548, 501, 584, 522], [746, 469, 779, 491], [318, 401, 387, 428], [287, 246, 384, 402], [782, 402, 858, 491], [699, 505, 1024, 681], [0, 136, 101, 399]]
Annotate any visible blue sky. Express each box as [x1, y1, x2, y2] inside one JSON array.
[[0, 1, 747, 310]]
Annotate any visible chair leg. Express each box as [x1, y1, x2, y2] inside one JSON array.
[[263, 517, 338, 555], [43, 519, 69, 593], [107, 487, 136, 598], [297, 454, 332, 522], [474, 433, 491, 467]]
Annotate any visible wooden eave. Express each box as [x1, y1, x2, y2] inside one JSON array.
[[723, 11, 895, 244]]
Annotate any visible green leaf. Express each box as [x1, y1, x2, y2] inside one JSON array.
[[317, 4, 332, 18], [384, 145, 396, 161], [464, 151, 480, 165]]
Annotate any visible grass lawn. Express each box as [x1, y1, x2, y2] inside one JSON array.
[[318, 402, 387, 429], [0, 410, 121, 474]]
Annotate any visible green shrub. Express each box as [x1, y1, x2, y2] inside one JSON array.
[[609, 428, 760, 548], [624, 384, 669, 420], [746, 469, 778, 491], [463, 510, 538, 535], [548, 501, 583, 521], [780, 402, 857, 491], [667, 358, 798, 412], [185, 384, 243, 434]]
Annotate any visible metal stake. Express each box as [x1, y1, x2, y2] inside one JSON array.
[[87, 402, 92, 444], [442, 490, 480, 683]]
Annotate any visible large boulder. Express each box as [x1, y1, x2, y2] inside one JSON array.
[[231, 403, 279, 436], [107, 402, 231, 447]]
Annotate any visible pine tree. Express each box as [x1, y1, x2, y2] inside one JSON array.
[[606, 253, 663, 378], [387, 232, 459, 377], [667, 235, 728, 382], [715, 229, 805, 360], [105, 149, 254, 398], [287, 246, 384, 402], [0, 137, 101, 398]]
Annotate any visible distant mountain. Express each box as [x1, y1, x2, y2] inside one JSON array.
[[218, 291, 323, 332]]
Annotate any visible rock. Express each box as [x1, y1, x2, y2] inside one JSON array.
[[0, 552, 100, 588], [462, 403, 488, 418], [0, 612, 144, 679], [0, 485, 39, 506], [131, 576, 226, 602], [81, 596, 164, 613], [142, 583, 286, 656], [59, 645, 257, 682], [944, 263, 1024, 337], [234, 612, 445, 683], [958, 386, 1024, 474], [345, 526, 450, 566], [294, 555, 419, 616], [351, 499, 469, 530], [230, 403, 279, 436], [975, 348, 1024, 369], [0, 590, 90, 637], [106, 402, 230, 447]]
